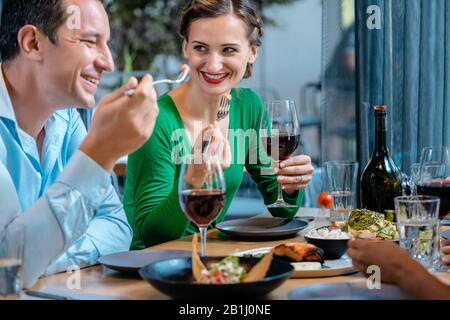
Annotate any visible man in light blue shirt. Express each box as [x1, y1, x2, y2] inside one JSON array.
[[0, 0, 159, 287]]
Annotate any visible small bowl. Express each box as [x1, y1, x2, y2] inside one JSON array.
[[304, 227, 350, 260]]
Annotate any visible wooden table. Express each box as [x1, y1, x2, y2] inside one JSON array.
[[29, 209, 450, 300]]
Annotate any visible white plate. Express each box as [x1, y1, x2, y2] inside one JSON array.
[[235, 247, 357, 278], [288, 282, 415, 300]]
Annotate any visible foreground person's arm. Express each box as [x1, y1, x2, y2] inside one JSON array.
[[0, 76, 158, 287], [347, 239, 450, 300], [0, 151, 113, 288]]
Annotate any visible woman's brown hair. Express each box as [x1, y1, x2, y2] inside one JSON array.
[[179, 0, 263, 79]]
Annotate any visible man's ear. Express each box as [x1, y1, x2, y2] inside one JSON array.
[[248, 46, 259, 64], [17, 25, 47, 62]]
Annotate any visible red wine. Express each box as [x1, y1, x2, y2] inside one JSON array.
[[417, 183, 450, 218], [360, 105, 407, 214], [181, 189, 225, 226], [264, 134, 300, 161]]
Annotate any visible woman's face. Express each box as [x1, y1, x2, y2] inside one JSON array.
[[183, 13, 258, 96]]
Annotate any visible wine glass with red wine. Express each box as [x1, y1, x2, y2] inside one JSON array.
[[417, 147, 450, 219], [260, 100, 301, 208], [179, 154, 226, 256]]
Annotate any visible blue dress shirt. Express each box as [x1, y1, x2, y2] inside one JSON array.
[[0, 66, 132, 287]]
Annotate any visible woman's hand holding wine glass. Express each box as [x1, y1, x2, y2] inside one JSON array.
[[260, 100, 313, 207], [275, 155, 314, 194]]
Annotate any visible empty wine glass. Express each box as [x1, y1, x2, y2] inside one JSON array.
[[260, 100, 301, 208], [179, 154, 226, 256]]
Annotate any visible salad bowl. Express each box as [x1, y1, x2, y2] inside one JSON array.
[[139, 256, 293, 299]]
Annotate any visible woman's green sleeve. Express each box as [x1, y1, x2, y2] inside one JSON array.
[[125, 125, 191, 247]]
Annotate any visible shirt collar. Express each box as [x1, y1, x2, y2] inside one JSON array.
[[0, 64, 19, 124]]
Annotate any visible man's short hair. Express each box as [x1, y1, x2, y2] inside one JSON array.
[[0, 0, 105, 63]]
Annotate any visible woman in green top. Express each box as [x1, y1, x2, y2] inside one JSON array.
[[124, 0, 314, 249]]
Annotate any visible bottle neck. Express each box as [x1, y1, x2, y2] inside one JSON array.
[[374, 112, 388, 155]]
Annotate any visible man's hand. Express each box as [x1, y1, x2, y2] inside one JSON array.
[[80, 75, 158, 172], [441, 238, 450, 265], [347, 239, 426, 284], [347, 238, 450, 299]]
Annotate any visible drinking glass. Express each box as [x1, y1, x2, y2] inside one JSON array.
[[260, 100, 301, 208], [0, 223, 24, 300], [417, 146, 450, 219], [324, 161, 359, 224], [179, 154, 226, 256], [394, 195, 440, 269]]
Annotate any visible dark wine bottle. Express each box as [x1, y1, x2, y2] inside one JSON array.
[[360, 105, 407, 214]]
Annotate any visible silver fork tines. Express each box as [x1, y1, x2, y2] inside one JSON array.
[[216, 94, 231, 121], [124, 65, 190, 97], [202, 94, 231, 153]]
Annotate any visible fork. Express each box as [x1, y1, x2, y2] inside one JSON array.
[[216, 93, 231, 121], [202, 94, 232, 153], [124, 64, 190, 97]]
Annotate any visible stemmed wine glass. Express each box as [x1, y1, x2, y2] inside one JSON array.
[[417, 147, 450, 219], [417, 146, 450, 272], [260, 100, 301, 208], [179, 154, 226, 256]]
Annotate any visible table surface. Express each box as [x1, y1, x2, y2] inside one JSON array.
[[29, 208, 450, 300]]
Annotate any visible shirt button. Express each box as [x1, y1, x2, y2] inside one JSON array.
[[99, 187, 107, 195]]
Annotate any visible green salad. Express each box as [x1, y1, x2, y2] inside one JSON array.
[[345, 209, 398, 240]]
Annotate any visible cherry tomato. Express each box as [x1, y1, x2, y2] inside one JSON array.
[[317, 192, 333, 209]]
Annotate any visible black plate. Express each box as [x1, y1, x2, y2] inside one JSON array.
[[98, 250, 191, 274], [139, 256, 293, 299], [216, 217, 308, 239]]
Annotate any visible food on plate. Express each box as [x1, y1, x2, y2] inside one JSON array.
[[242, 252, 266, 259], [317, 192, 333, 209], [192, 233, 273, 284], [242, 250, 273, 283], [306, 226, 351, 240], [345, 209, 398, 240], [292, 262, 322, 271], [198, 256, 247, 284], [273, 242, 325, 264]]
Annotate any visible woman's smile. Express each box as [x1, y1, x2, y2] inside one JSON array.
[[201, 72, 229, 84]]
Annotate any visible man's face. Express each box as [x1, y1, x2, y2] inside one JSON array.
[[40, 0, 114, 108]]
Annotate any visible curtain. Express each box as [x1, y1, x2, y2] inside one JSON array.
[[355, 0, 450, 174]]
